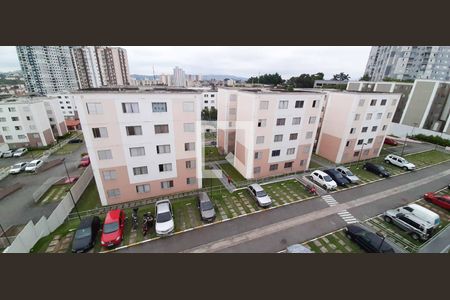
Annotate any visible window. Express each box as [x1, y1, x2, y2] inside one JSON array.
[[354, 114, 360, 121], [0, 117, 6, 122], [4, 135, 12, 140], [159, 163, 172, 172], [254, 151, 262, 159], [98, 150, 112, 160], [346, 141, 350, 147], [382, 125, 387, 131], [17, 135, 26, 139], [253, 167, 261, 174], [387, 112, 392, 119], [259, 101, 269, 110], [289, 133, 298, 140], [156, 144, 171, 154], [279, 100, 289, 109], [184, 142, 195, 151], [361, 127, 368, 133], [370, 99, 377, 106], [358, 99, 365, 106], [284, 162, 293, 169], [357, 139, 364, 145], [271, 150, 281, 157], [103, 170, 117, 181], [295, 100, 304, 108], [309, 116, 317, 124], [381, 99, 387, 106], [274, 134, 283, 142], [107, 189, 121, 198], [122, 102, 139, 113], [26, 116, 32, 121], [300, 160, 305, 166], [276, 118, 286, 126], [136, 184, 150, 193], [305, 131, 313, 139], [377, 113, 382, 119], [353, 151, 360, 157], [92, 127, 108, 138], [257, 119, 266, 127], [14, 126, 21, 130], [186, 177, 197, 185], [366, 113, 373, 120], [11, 117, 19, 121], [372, 126, 378, 132], [133, 166, 148, 175], [312, 100, 318, 108], [8, 107, 16, 112], [155, 124, 169, 134], [126, 126, 142, 136], [256, 136, 265, 144], [130, 147, 145, 157], [49, 118, 54, 122], [161, 180, 174, 189], [184, 123, 195, 132], [292, 117, 301, 125], [367, 138, 374, 144], [152, 102, 167, 112], [269, 164, 278, 171], [303, 145, 311, 153], [287, 148, 295, 155], [183, 101, 194, 112], [1, 126, 8, 131], [185, 160, 196, 169], [86, 103, 103, 114]]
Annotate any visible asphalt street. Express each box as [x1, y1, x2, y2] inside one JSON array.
[[118, 160, 450, 253]]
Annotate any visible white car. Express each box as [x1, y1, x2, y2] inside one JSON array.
[[25, 159, 44, 172], [155, 200, 174, 236], [335, 166, 360, 183], [384, 154, 415, 171], [311, 170, 337, 190], [2, 150, 14, 158], [248, 183, 272, 207], [13, 148, 28, 157], [9, 162, 28, 174]]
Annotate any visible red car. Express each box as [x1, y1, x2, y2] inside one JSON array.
[[79, 155, 90, 167], [424, 192, 450, 210], [100, 209, 126, 247], [384, 137, 398, 146]]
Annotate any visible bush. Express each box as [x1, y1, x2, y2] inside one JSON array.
[[56, 132, 73, 141], [411, 134, 450, 147], [80, 152, 88, 157]]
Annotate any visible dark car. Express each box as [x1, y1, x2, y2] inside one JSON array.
[[363, 162, 390, 177], [71, 216, 101, 253], [324, 169, 350, 186], [68, 138, 83, 144], [345, 224, 396, 253], [198, 192, 216, 222]]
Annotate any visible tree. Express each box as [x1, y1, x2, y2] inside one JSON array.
[[209, 107, 217, 120], [382, 77, 414, 83], [359, 73, 371, 81], [332, 72, 350, 81], [246, 73, 284, 85], [201, 107, 210, 120], [286, 72, 324, 88]]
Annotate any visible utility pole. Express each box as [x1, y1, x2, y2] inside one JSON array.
[[356, 143, 367, 169], [401, 122, 418, 156], [62, 158, 81, 221]]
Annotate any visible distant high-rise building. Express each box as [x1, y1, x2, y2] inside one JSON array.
[[95, 46, 131, 86], [16, 46, 79, 95], [365, 46, 450, 82], [159, 74, 172, 86], [71, 46, 103, 89], [173, 66, 186, 87]]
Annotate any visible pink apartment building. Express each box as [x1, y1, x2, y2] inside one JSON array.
[[217, 88, 325, 179], [75, 88, 203, 205], [315, 91, 400, 164]]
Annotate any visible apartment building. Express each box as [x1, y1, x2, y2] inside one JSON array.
[[316, 92, 400, 164], [48, 93, 78, 118], [201, 91, 217, 109], [16, 46, 79, 95], [172, 66, 186, 87], [217, 88, 325, 179], [95, 47, 131, 86], [71, 46, 103, 89], [75, 87, 203, 205], [0, 96, 67, 148]]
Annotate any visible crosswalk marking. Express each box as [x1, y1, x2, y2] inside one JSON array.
[[321, 195, 338, 207], [337, 210, 358, 224]]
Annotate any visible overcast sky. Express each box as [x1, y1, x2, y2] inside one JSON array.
[[0, 46, 371, 79]]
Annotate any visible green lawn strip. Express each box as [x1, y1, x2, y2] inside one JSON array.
[[30, 218, 80, 253], [204, 146, 225, 161], [335, 230, 364, 253], [24, 149, 46, 159], [308, 160, 322, 170], [347, 166, 380, 182], [39, 184, 71, 204], [74, 179, 102, 212], [214, 196, 233, 219], [239, 189, 260, 211], [219, 162, 247, 183], [406, 150, 450, 166], [54, 143, 82, 155], [305, 241, 321, 253], [208, 190, 234, 218], [234, 192, 253, 214], [365, 218, 422, 250], [171, 197, 197, 231]]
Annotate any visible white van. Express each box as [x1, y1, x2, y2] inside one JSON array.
[[398, 204, 440, 228]]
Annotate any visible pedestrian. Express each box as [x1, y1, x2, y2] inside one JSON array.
[[227, 175, 231, 184]]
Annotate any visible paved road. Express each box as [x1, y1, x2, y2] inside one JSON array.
[[118, 160, 450, 253], [0, 144, 87, 228], [419, 225, 450, 253]]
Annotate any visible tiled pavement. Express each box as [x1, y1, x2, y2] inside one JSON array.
[[45, 231, 75, 253], [304, 229, 363, 253]]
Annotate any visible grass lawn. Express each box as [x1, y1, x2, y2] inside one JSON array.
[[39, 184, 72, 204], [24, 149, 47, 159], [55, 142, 83, 155], [30, 218, 80, 253], [263, 179, 311, 200], [304, 230, 364, 253], [204, 146, 225, 161], [405, 150, 450, 166], [219, 162, 247, 183], [308, 160, 322, 170], [74, 179, 102, 212]]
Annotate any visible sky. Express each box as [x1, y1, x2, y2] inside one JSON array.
[[0, 46, 371, 79]]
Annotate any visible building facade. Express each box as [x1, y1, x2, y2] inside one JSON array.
[[217, 88, 325, 179], [71, 46, 103, 89], [201, 91, 217, 110], [75, 88, 203, 205], [365, 46, 450, 82], [316, 91, 400, 164], [95, 47, 131, 86], [172, 67, 186, 87], [16, 46, 79, 95]]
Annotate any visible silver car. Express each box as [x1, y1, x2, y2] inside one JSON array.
[[248, 183, 272, 207], [198, 192, 216, 222], [335, 166, 360, 184], [9, 162, 28, 174]]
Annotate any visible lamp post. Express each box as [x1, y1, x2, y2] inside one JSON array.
[[0, 223, 11, 247], [377, 231, 386, 252], [356, 143, 367, 169], [401, 122, 418, 156], [62, 158, 81, 221]]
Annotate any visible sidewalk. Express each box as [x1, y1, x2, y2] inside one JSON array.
[[419, 225, 450, 253], [310, 154, 335, 169], [211, 162, 236, 192]]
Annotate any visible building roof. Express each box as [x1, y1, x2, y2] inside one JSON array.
[[75, 86, 202, 94], [218, 87, 325, 95]]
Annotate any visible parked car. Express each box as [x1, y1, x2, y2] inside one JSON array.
[[64, 176, 79, 184], [384, 154, 415, 171], [335, 166, 360, 184], [68, 138, 83, 144], [363, 162, 390, 177], [324, 169, 350, 187], [424, 192, 450, 210], [248, 183, 272, 207], [9, 162, 28, 174], [285, 244, 314, 253], [383, 207, 436, 241], [384, 137, 398, 146], [210, 141, 217, 146], [72, 216, 101, 253], [100, 210, 126, 247], [311, 170, 337, 190], [155, 200, 174, 236], [13, 148, 28, 157], [2, 150, 14, 158], [394, 204, 440, 228], [79, 155, 90, 167], [345, 224, 396, 253], [25, 159, 44, 172], [197, 192, 216, 222]]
